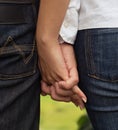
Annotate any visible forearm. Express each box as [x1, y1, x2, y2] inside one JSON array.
[[36, 0, 70, 46]]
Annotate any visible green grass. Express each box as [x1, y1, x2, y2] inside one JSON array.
[[40, 96, 87, 130]]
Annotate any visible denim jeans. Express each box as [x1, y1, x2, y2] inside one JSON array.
[[0, 1, 41, 130], [74, 28, 118, 130]]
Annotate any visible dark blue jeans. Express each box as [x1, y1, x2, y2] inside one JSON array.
[[0, 1, 41, 130], [74, 28, 118, 130]]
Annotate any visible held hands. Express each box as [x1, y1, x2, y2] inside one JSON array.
[[59, 43, 87, 108], [37, 40, 68, 84], [38, 41, 87, 109]]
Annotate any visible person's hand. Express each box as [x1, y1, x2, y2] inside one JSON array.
[[37, 40, 69, 85], [41, 80, 86, 109], [40, 43, 87, 109], [59, 43, 87, 109], [41, 81, 73, 102]]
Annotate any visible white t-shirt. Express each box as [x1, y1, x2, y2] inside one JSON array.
[[59, 0, 118, 44]]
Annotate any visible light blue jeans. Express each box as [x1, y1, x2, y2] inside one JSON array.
[[74, 28, 118, 130]]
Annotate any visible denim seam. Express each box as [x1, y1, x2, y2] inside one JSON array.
[[89, 30, 96, 75], [0, 70, 36, 80], [85, 30, 96, 75], [88, 73, 118, 83], [24, 39, 36, 64], [31, 0, 37, 24], [85, 31, 89, 71]]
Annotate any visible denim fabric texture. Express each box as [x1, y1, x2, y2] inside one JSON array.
[[0, 0, 41, 130], [74, 28, 118, 130]]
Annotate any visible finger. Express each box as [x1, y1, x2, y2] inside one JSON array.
[[50, 86, 71, 102], [38, 62, 54, 85], [55, 82, 74, 96], [41, 92, 47, 96], [46, 73, 61, 85], [59, 68, 79, 89], [42, 71, 62, 85], [71, 94, 85, 110], [41, 81, 51, 95], [71, 98, 79, 107], [72, 85, 87, 103]]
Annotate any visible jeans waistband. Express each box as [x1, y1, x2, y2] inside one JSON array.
[[0, 0, 33, 4], [0, 0, 35, 24]]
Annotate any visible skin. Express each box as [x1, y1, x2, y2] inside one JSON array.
[[36, 0, 87, 108], [41, 43, 87, 108], [36, 0, 70, 84]]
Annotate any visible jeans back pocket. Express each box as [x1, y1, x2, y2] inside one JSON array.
[[85, 29, 118, 82], [0, 36, 37, 80]]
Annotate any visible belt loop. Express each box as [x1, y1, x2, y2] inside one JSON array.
[[0, 0, 33, 4], [31, 0, 38, 24]]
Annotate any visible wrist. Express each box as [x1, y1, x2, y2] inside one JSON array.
[[36, 36, 59, 49]]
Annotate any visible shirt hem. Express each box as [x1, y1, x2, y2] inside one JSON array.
[[79, 23, 118, 30]]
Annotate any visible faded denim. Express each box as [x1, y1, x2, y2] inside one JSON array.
[[74, 28, 118, 130], [0, 0, 41, 130]]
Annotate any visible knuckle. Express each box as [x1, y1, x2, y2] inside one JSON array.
[[73, 77, 79, 84], [67, 85, 73, 90], [47, 77, 54, 85], [55, 86, 60, 94], [50, 90, 57, 100], [64, 84, 72, 89]]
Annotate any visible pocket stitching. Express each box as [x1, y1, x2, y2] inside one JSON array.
[[0, 36, 37, 80], [85, 30, 97, 75]]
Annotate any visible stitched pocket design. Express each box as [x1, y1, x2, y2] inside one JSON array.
[[0, 36, 37, 80]]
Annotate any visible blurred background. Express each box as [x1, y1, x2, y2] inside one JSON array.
[[40, 96, 93, 130]]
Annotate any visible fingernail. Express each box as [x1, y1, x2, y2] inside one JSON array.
[[82, 97, 87, 103]]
